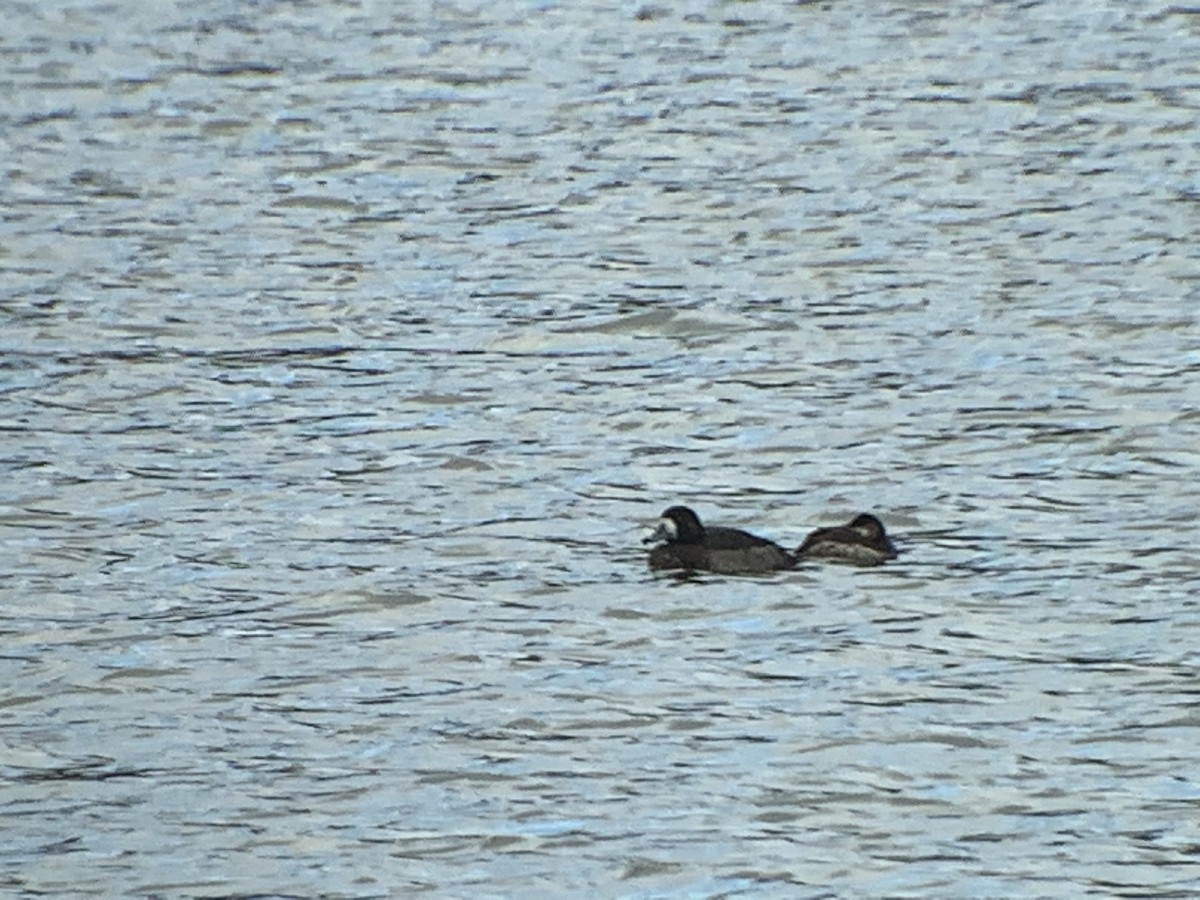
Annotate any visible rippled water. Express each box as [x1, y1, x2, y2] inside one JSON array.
[[4, 1, 1200, 896]]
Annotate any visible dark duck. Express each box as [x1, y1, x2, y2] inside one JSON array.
[[795, 513, 897, 566], [645, 506, 795, 574]]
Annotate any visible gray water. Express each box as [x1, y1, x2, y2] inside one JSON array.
[[3, 1, 1200, 897]]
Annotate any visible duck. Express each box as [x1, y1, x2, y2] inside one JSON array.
[[644, 505, 795, 574], [795, 513, 897, 566]]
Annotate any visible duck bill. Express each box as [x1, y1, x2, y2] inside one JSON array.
[[643, 518, 676, 545]]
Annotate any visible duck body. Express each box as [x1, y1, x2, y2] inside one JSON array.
[[645, 506, 795, 574], [795, 513, 897, 566]]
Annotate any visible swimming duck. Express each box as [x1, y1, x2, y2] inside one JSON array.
[[644, 505, 795, 574], [795, 513, 897, 566]]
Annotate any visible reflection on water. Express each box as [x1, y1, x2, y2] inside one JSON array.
[[3, 1, 1199, 895]]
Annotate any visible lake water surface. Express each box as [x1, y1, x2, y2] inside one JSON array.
[[3, 1, 1200, 896]]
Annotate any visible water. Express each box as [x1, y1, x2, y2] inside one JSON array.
[[3, 1, 1199, 896]]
